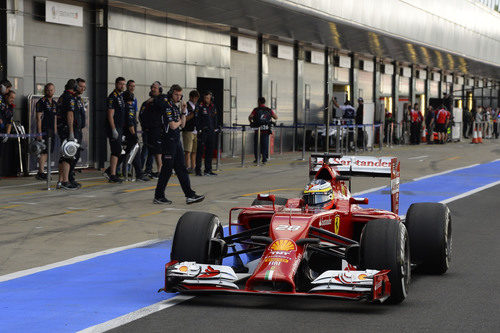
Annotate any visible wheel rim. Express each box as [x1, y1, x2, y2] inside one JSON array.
[[400, 226, 411, 297], [444, 213, 452, 268]]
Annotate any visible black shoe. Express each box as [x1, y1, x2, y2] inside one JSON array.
[[150, 172, 159, 179], [204, 171, 217, 176], [153, 197, 172, 204], [186, 193, 205, 204], [136, 174, 151, 182], [195, 171, 203, 176], [35, 172, 47, 180], [70, 180, 82, 188], [187, 168, 194, 174], [253, 159, 257, 164], [60, 181, 78, 190], [262, 160, 267, 164], [103, 168, 111, 180], [109, 175, 123, 183]]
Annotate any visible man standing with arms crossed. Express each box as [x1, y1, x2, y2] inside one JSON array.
[[104, 77, 126, 183], [154, 84, 204, 205], [183, 90, 199, 173]]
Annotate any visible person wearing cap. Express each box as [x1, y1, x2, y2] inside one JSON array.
[[194, 91, 218, 176]]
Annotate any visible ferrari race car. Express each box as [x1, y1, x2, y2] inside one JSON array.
[[159, 153, 452, 304]]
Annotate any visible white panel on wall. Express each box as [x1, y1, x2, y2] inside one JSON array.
[[402, 67, 411, 77], [167, 38, 186, 63], [433, 72, 441, 81], [146, 35, 167, 61], [237, 36, 256, 54], [362, 60, 374, 72], [277, 44, 293, 60], [446, 74, 453, 83], [384, 63, 394, 75], [339, 55, 351, 68], [311, 50, 325, 65]]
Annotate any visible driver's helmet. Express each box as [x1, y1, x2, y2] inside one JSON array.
[[302, 179, 334, 206]]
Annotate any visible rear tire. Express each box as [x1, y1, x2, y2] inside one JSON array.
[[251, 196, 288, 206], [405, 202, 452, 274], [360, 219, 410, 304], [170, 211, 223, 264]]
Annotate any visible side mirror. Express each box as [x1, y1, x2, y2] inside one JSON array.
[[349, 197, 369, 205], [257, 194, 276, 210]]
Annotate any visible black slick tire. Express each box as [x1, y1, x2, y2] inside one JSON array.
[[360, 218, 410, 304], [405, 202, 452, 274], [170, 211, 223, 264]]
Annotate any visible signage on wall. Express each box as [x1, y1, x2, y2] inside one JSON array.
[[45, 1, 83, 27]]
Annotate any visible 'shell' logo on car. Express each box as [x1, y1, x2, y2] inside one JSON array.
[[270, 239, 296, 252]]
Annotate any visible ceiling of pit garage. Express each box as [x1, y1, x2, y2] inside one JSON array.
[[110, 0, 500, 81]]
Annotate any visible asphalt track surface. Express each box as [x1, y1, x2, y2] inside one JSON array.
[[112, 184, 500, 333]]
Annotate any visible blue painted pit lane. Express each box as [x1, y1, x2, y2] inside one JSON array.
[[0, 160, 499, 332]]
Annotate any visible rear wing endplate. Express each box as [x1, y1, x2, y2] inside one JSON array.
[[310, 154, 400, 215]]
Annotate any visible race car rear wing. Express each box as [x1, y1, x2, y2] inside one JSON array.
[[309, 153, 400, 215]]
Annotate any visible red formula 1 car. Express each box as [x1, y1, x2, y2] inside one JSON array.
[[159, 153, 452, 304]]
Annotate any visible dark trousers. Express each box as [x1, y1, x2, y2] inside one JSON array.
[[140, 131, 154, 173], [410, 122, 421, 144], [118, 135, 142, 176], [253, 130, 270, 162], [195, 130, 214, 173], [155, 140, 195, 199], [69, 130, 82, 182]]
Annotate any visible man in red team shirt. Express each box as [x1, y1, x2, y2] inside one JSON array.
[[435, 104, 449, 144]]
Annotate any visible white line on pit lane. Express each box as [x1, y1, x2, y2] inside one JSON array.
[[412, 163, 480, 181], [77, 295, 194, 333], [408, 155, 428, 160]]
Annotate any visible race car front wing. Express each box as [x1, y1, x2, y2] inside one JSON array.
[[159, 261, 391, 302]]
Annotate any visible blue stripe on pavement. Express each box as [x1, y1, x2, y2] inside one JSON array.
[[0, 160, 499, 332]]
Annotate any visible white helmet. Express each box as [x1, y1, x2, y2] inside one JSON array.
[[303, 179, 333, 206]]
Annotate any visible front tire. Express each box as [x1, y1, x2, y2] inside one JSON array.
[[360, 219, 410, 304], [405, 202, 452, 274], [170, 211, 223, 264]]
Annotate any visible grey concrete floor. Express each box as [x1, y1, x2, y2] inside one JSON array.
[[0, 140, 499, 275]]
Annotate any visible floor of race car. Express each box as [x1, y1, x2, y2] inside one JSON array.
[[0, 143, 499, 332]]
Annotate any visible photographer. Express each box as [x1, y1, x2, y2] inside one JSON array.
[[249, 97, 277, 164]]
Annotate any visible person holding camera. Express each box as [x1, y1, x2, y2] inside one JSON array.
[[35, 83, 57, 180], [195, 91, 218, 176], [249, 97, 277, 164], [153, 84, 204, 205]]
